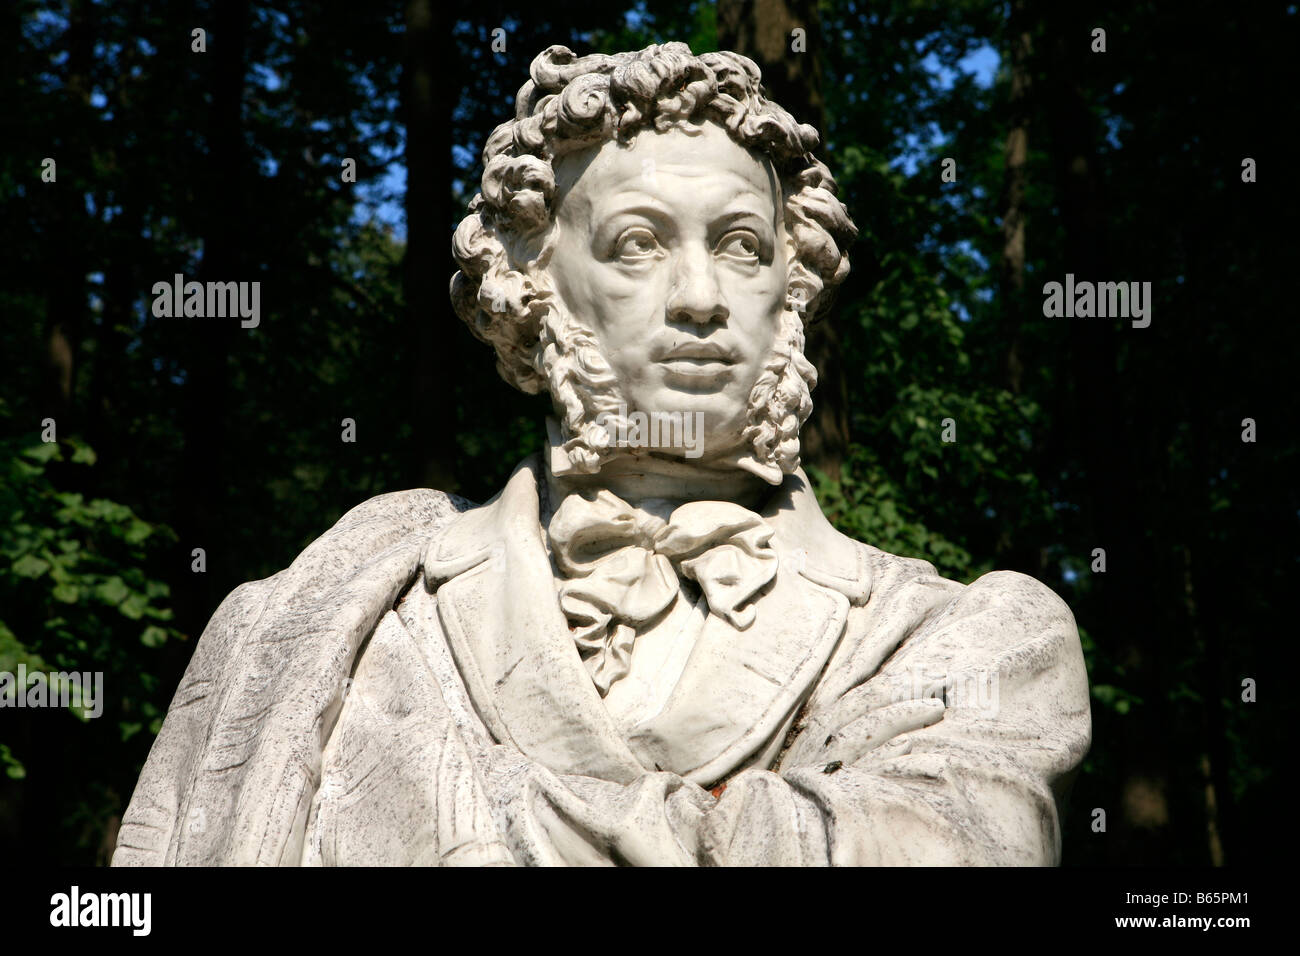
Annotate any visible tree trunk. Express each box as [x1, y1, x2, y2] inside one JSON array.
[[999, 0, 1032, 396], [179, 0, 248, 619], [1183, 549, 1225, 865], [403, 0, 458, 493], [43, 0, 94, 430], [718, 0, 823, 124]]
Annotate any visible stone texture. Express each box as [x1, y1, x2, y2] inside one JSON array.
[[115, 41, 1090, 867]]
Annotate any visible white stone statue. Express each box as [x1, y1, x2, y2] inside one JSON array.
[[114, 42, 1090, 866]]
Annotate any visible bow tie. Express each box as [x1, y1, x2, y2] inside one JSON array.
[[546, 489, 779, 695]]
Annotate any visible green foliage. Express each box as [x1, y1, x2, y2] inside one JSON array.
[[0, 401, 182, 779], [811, 450, 976, 581], [0, 743, 25, 781]]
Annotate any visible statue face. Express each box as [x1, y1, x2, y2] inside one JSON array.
[[548, 120, 789, 462]]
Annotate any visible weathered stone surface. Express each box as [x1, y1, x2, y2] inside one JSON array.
[[115, 41, 1090, 867]]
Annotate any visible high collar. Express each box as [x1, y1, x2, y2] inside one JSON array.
[[546, 416, 786, 489], [427, 450, 871, 607]]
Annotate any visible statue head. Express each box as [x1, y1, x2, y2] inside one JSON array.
[[451, 42, 857, 483]]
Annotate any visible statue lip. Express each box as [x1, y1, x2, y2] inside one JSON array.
[[655, 340, 738, 365]]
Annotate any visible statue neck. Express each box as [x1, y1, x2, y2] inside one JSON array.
[[543, 417, 777, 512], [552, 454, 772, 512]]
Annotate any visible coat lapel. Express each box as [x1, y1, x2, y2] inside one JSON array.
[[424, 459, 873, 790], [425, 457, 648, 784], [627, 469, 870, 785]]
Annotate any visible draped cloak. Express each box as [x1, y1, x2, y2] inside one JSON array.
[[112, 455, 1091, 866]]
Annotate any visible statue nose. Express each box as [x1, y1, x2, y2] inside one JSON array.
[[667, 245, 729, 325]]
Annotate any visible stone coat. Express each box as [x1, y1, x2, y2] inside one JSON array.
[[113, 455, 1091, 866]]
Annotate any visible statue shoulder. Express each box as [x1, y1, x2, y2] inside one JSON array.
[[185, 487, 480, 700], [275, 487, 479, 581], [328, 487, 478, 535], [953, 568, 1079, 636], [859, 542, 948, 588], [857, 547, 1078, 647]]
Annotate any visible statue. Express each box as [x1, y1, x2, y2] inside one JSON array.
[[114, 42, 1090, 866]]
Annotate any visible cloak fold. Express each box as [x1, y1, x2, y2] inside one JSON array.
[[115, 456, 1090, 866]]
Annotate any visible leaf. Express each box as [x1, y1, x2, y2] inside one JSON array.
[[0, 743, 25, 780], [69, 442, 98, 465], [95, 576, 130, 605], [51, 583, 80, 603], [21, 443, 61, 464], [11, 554, 50, 578], [120, 593, 148, 620]]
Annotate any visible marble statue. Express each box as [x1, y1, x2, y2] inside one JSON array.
[[114, 42, 1090, 866]]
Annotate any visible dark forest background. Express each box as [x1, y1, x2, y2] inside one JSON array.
[[1, 0, 1296, 865]]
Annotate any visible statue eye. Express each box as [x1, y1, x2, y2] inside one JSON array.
[[613, 228, 661, 262], [717, 230, 761, 263]]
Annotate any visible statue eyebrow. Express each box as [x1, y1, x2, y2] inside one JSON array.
[[594, 199, 675, 228], [711, 207, 775, 233]]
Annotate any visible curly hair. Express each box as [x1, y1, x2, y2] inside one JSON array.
[[450, 42, 857, 477]]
